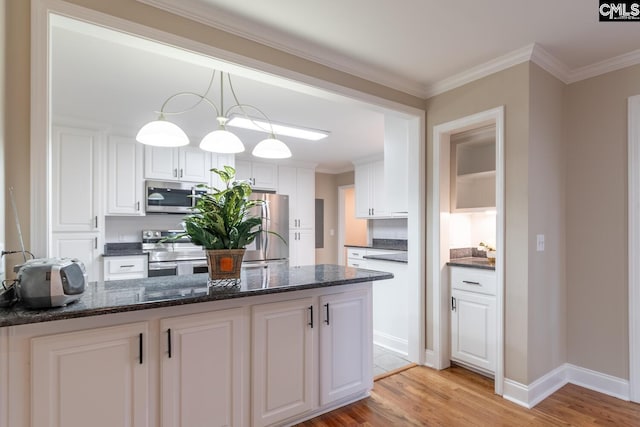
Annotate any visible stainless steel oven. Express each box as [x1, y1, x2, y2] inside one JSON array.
[[143, 230, 208, 276], [145, 181, 206, 214]]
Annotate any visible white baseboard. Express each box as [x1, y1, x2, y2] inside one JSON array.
[[373, 330, 408, 356], [502, 363, 630, 409]]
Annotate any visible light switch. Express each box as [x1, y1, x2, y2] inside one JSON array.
[[536, 234, 545, 252]]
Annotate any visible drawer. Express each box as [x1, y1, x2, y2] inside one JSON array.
[[347, 259, 368, 269], [347, 248, 367, 260], [107, 257, 146, 274], [450, 266, 496, 295]]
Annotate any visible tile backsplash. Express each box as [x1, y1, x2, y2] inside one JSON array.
[[370, 218, 408, 240]]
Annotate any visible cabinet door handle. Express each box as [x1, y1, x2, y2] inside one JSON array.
[[324, 303, 330, 325], [94, 237, 98, 249], [372, 208, 374, 216], [451, 296, 457, 312], [136, 201, 140, 211], [179, 168, 184, 178], [94, 216, 98, 228], [167, 328, 172, 358], [138, 333, 143, 364], [462, 280, 481, 286], [173, 168, 178, 177], [352, 263, 360, 267], [308, 305, 314, 328]]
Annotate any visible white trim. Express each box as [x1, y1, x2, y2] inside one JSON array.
[[337, 185, 351, 267], [569, 48, 640, 84], [628, 95, 640, 404], [373, 331, 408, 357], [430, 107, 505, 396], [503, 364, 630, 409], [424, 349, 437, 369], [135, 0, 427, 98], [530, 44, 570, 84], [315, 166, 354, 175], [0, 328, 8, 427]]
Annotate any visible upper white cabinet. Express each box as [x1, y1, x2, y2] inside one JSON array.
[[450, 126, 496, 212], [106, 135, 144, 216], [144, 145, 211, 183], [51, 232, 102, 282], [161, 308, 247, 427], [31, 322, 149, 427], [278, 166, 315, 230], [354, 159, 388, 219], [450, 266, 497, 374], [52, 126, 102, 232], [210, 153, 235, 189], [252, 297, 315, 427], [384, 116, 409, 215], [235, 160, 277, 190]]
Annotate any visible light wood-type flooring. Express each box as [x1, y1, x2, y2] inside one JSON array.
[[296, 365, 640, 426]]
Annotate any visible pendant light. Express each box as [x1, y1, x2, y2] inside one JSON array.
[[136, 70, 291, 159]]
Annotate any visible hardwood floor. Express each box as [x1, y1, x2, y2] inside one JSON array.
[[296, 365, 640, 426]]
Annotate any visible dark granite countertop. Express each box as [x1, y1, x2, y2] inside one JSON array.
[[447, 257, 495, 270], [345, 239, 408, 251], [363, 253, 408, 264], [103, 242, 146, 257], [0, 264, 393, 327]]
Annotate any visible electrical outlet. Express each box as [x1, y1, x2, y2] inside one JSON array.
[[536, 234, 545, 252]]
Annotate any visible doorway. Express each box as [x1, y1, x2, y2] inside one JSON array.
[[337, 185, 367, 265], [431, 107, 505, 394]]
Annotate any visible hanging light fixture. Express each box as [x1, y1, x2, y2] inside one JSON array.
[[136, 70, 292, 159]]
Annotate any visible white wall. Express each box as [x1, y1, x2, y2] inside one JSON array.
[[449, 212, 496, 249]]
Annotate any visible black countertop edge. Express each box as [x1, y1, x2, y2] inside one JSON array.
[[447, 257, 495, 270], [363, 253, 408, 264], [0, 265, 393, 327]]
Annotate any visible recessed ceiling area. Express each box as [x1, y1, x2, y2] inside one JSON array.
[[50, 15, 406, 173]]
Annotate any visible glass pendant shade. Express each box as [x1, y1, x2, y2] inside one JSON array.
[[199, 129, 245, 153], [136, 119, 189, 147], [252, 137, 292, 159]]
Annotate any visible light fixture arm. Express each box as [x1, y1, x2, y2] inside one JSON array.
[[225, 73, 277, 137], [155, 91, 222, 118]]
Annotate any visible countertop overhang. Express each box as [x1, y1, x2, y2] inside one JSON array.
[[0, 264, 393, 327], [447, 257, 495, 270]]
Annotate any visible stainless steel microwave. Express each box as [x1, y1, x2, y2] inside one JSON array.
[[145, 180, 206, 214]]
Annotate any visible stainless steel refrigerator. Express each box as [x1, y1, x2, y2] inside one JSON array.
[[243, 193, 289, 266]]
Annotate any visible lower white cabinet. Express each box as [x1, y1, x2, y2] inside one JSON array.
[[161, 308, 246, 427], [450, 267, 496, 374], [319, 289, 371, 406], [31, 322, 149, 427], [104, 255, 148, 281], [290, 229, 316, 267], [252, 297, 314, 427]]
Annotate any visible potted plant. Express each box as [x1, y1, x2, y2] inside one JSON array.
[[181, 166, 268, 283], [478, 241, 497, 265]]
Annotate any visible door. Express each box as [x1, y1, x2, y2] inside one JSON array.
[[294, 229, 316, 267], [52, 126, 101, 232], [144, 146, 179, 180], [31, 322, 149, 427], [252, 298, 314, 427], [451, 289, 496, 373], [161, 308, 246, 427], [264, 193, 289, 261], [51, 232, 101, 282], [354, 163, 371, 218], [277, 166, 297, 228], [295, 168, 316, 229], [319, 289, 372, 405], [251, 162, 278, 190], [107, 135, 144, 215], [371, 160, 388, 217]]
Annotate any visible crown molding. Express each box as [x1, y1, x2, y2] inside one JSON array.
[[568, 47, 640, 83], [423, 44, 536, 98], [530, 44, 570, 84], [315, 165, 354, 175], [136, 0, 428, 98]]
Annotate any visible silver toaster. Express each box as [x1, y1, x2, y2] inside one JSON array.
[[15, 258, 87, 308]]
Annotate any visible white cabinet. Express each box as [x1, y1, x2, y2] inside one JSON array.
[[235, 160, 277, 190], [278, 166, 315, 230], [161, 308, 247, 427], [354, 160, 388, 218], [450, 267, 496, 374], [290, 229, 316, 267], [319, 289, 372, 406], [31, 322, 149, 427], [210, 153, 235, 189], [451, 134, 496, 212], [103, 255, 148, 281], [144, 145, 211, 183], [384, 116, 409, 215], [106, 135, 144, 216], [51, 232, 101, 282], [252, 297, 314, 427], [52, 126, 102, 232]]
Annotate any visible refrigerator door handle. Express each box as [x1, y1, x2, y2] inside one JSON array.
[[263, 199, 270, 257]]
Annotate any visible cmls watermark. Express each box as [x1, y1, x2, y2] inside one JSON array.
[[599, 1, 640, 21]]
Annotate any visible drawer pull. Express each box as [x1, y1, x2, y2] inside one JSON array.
[[462, 280, 481, 286], [352, 252, 360, 256], [120, 264, 135, 268]]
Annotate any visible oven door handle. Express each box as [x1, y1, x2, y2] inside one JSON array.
[[148, 262, 178, 270]]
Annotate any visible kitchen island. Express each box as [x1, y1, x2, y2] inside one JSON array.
[[0, 264, 392, 427]]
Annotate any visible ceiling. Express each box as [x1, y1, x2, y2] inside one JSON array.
[[141, 0, 640, 96]]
